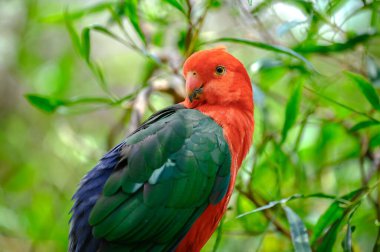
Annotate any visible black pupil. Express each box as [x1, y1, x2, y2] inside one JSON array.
[[216, 66, 224, 73]]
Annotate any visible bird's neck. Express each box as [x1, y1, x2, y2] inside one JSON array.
[[195, 102, 254, 171]]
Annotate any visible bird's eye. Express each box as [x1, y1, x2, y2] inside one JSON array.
[[215, 66, 226, 75]]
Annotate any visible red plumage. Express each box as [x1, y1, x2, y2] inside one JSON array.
[[177, 48, 254, 251]]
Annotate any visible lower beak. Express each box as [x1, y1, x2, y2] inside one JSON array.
[[186, 72, 203, 102], [188, 87, 203, 102]]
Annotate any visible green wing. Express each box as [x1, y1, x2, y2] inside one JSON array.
[[89, 106, 231, 251]]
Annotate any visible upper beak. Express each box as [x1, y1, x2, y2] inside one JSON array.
[[186, 72, 203, 102]]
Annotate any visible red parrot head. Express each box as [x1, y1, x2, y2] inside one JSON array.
[[182, 47, 252, 109]]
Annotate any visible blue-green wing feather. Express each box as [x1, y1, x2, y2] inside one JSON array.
[[70, 105, 231, 252]]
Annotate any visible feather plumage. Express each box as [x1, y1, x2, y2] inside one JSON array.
[[69, 105, 231, 251]]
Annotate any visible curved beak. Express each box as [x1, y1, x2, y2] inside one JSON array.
[[186, 72, 203, 102]]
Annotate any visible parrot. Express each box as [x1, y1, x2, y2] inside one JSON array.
[[69, 47, 254, 252]]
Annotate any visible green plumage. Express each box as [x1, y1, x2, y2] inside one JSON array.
[[88, 106, 231, 251]]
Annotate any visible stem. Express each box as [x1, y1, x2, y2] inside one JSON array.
[[372, 162, 380, 252], [184, 0, 211, 57], [293, 107, 315, 152], [184, 0, 193, 54], [107, 108, 132, 148], [212, 216, 225, 252], [374, 229, 380, 252]]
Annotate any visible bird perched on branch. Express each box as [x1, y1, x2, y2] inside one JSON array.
[[69, 47, 254, 252]]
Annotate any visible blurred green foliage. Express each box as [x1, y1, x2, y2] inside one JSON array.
[[1, 0, 380, 251]]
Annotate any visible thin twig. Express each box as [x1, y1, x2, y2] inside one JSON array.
[[212, 216, 225, 252], [184, 0, 212, 57], [107, 108, 132, 148], [293, 107, 315, 152]]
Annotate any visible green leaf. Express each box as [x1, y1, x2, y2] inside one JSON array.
[[370, 134, 380, 148], [236, 192, 349, 219], [65, 18, 113, 97], [302, 193, 356, 204], [350, 120, 380, 131], [285, 0, 313, 14], [25, 94, 64, 113], [312, 189, 361, 242], [250, 0, 272, 14], [346, 71, 380, 110], [282, 206, 312, 252], [92, 25, 119, 40], [124, 0, 146, 45], [40, 3, 114, 23], [90, 63, 106, 90], [342, 223, 354, 252], [304, 85, 379, 122], [72, 25, 112, 97], [366, 56, 380, 86], [315, 216, 343, 251], [210, 0, 222, 8], [64, 96, 113, 106], [312, 188, 367, 251], [207, 37, 315, 71], [325, 0, 346, 15], [25, 94, 126, 114], [64, 11, 83, 56], [294, 31, 379, 54], [163, 0, 186, 15], [212, 216, 225, 252], [82, 27, 91, 62], [282, 81, 303, 142], [342, 204, 359, 252], [370, 1, 379, 27], [236, 194, 302, 218]]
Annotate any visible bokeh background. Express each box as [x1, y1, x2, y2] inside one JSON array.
[[1, 0, 380, 251]]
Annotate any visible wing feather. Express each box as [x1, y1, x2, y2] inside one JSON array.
[[70, 105, 231, 251]]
